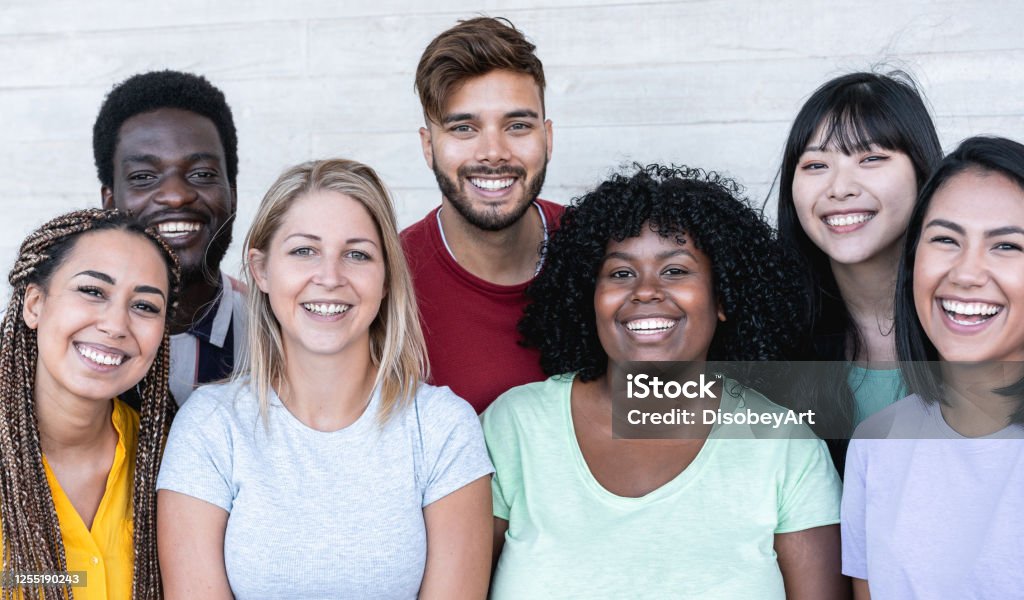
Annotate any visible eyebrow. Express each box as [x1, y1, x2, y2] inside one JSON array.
[[441, 109, 540, 125], [74, 270, 167, 300], [924, 219, 1024, 238], [121, 152, 222, 166], [603, 248, 696, 262], [283, 233, 380, 247]]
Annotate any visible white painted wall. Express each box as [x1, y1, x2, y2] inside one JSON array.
[[2, 0, 1021, 287]]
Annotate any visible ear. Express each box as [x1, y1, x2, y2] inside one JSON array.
[[717, 301, 727, 323], [230, 186, 238, 214], [544, 119, 553, 163], [101, 185, 115, 209], [22, 283, 45, 330], [248, 249, 270, 293], [419, 126, 434, 170]]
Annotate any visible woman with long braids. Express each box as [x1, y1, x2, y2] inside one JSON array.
[[0, 209, 179, 600]]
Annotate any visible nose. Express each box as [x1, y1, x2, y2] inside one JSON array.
[[631, 271, 664, 303], [313, 255, 348, 289], [96, 305, 129, 339], [826, 165, 860, 201], [948, 247, 990, 289], [154, 172, 198, 208], [476, 127, 511, 164]]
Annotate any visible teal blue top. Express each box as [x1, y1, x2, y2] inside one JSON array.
[[847, 365, 906, 426]]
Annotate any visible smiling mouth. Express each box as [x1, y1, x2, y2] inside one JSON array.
[[940, 298, 1003, 326], [75, 343, 127, 366], [156, 221, 203, 239], [625, 318, 678, 335], [468, 177, 515, 192], [823, 212, 875, 228], [302, 303, 351, 317]]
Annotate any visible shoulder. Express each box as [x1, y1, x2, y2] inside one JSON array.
[[176, 379, 257, 426], [721, 381, 819, 439], [400, 208, 439, 245], [483, 374, 573, 431], [536, 198, 566, 226], [852, 393, 924, 439]]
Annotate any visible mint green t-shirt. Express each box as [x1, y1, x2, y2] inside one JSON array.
[[482, 374, 841, 600]]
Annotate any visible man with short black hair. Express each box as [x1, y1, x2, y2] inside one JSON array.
[[93, 70, 246, 406]]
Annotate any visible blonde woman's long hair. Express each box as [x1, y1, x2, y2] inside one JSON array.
[[239, 159, 427, 423]]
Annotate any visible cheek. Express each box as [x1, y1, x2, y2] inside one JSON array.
[[790, 179, 820, 229], [912, 250, 940, 314]]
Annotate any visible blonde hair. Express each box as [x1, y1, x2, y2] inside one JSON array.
[[239, 159, 427, 423]]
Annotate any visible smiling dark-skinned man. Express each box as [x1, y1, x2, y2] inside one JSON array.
[[93, 70, 246, 407]]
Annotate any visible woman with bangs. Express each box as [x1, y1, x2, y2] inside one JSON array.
[[484, 165, 846, 599], [776, 72, 943, 448], [157, 159, 493, 599], [842, 136, 1024, 599]]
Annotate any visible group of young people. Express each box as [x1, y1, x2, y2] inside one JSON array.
[[1, 14, 1021, 600]]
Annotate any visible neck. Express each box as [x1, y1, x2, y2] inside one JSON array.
[[278, 340, 378, 431], [939, 362, 1021, 436], [438, 201, 544, 285], [170, 269, 223, 334], [830, 247, 901, 363], [35, 374, 115, 456]]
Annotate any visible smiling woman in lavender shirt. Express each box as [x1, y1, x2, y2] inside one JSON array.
[[843, 136, 1024, 600]]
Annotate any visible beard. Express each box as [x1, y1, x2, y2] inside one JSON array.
[[432, 162, 547, 232], [180, 214, 234, 287]]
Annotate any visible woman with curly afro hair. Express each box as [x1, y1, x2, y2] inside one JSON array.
[[482, 164, 846, 599]]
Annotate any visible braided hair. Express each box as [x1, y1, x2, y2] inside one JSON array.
[[0, 209, 179, 600]]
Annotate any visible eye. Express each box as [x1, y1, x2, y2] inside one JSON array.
[[662, 267, 691, 277], [450, 124, 475, 134], [800, 161, 827, 171], [608, 268, 634, 279], [290, 247, 316, 257], [928, 235, 958, 246], [78, 285, 105, 299], [190, 170, 219, 180], [133, 301, 162, 315], [861, 154, 889, 164], [127, 172, 157, 183], [346, 250, 371, 261], [508, 122, 532, 132], [994, 241, 1023, 252]]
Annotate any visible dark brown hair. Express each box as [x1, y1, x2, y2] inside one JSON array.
[[0, 209, 179, 599], [415, 16, 546, 125]]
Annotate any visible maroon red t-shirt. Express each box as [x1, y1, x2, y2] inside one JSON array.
[[400, 200, 565, 413]]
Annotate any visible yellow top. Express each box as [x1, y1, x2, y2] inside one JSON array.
[[40, 398, 138, 600]]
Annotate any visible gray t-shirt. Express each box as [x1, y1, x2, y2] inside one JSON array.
[[157, 379, 494, 599]]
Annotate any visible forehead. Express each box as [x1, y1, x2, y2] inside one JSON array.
[[52, 229, 169, 289], [444, 69, 543, 116], [604, 226, 709, 262], [928, 170, 1024, 224], [114, 107, 225, 164], [274, 190, 382, 243]]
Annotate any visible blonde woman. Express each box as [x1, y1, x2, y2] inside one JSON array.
[[157, 159, 494, 599]]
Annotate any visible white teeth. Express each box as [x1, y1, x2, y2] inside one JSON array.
[[76, 345, 125, 366], [824, 213, 874, 227], [469, 178, 515, 191], [156, 221, 202, 235], [302, 303, 350, 316], [940, 299, 1002, 317], [625, 318, 677, 334]]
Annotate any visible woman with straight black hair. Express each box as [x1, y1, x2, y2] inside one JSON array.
[[776, 72, 943, 448], [842, 136, 1024, 599]]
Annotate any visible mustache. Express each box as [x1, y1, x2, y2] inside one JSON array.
[[457, 165, 527, 178]]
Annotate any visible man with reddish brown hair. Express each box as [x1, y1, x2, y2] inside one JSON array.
[[402, 17, 563, 412]]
